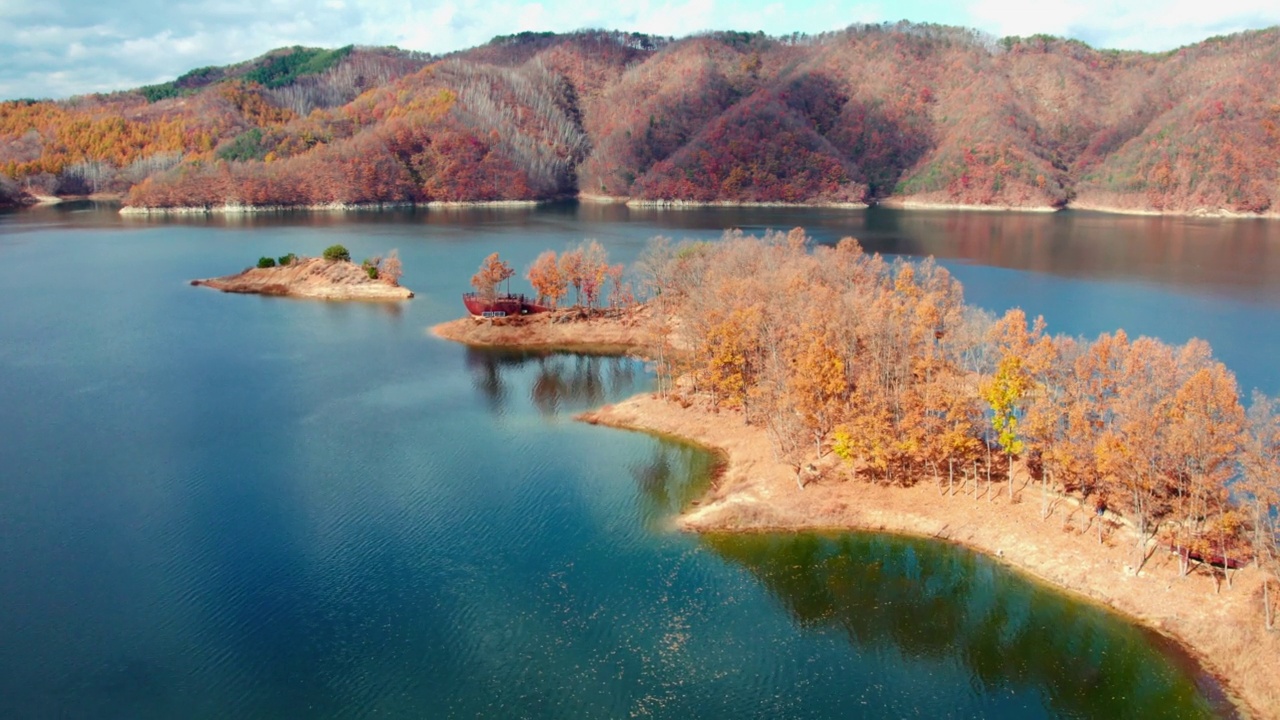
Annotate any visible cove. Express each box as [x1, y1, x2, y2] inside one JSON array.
[[0, 203, 1266, 717]]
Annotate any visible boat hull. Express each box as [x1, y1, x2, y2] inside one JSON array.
[[1171, 544, 1249, 570]]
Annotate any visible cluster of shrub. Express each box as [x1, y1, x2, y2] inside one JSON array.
[[255, 244, 402, 284], [256, 244, 348, 267], [257, 252, 300, 268]]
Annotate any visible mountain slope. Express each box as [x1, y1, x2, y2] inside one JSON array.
[[2, 24, 1280, 214]]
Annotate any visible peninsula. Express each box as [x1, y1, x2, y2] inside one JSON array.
[[433, 230, 1280, 718], [193, 249, 412, 301], [579, 393, 1278, 718]]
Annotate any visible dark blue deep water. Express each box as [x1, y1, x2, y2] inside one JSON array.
[[2, 202, 1275, 718]]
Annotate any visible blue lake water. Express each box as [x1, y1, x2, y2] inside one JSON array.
[[1, 202, 1272, 718]]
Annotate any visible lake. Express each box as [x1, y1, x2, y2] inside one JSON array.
[[2, 201, 1273, 718]]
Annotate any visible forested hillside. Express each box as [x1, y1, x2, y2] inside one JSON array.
[[3, 23, 1280, 214]]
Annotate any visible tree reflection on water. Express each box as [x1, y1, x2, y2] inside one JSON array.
[[464, 346, 642, 416], [628, 440, 722, 529], [702, 532, 1235, 719]]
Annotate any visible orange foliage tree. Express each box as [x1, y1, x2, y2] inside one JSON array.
[[527, 250, 566, 308], [635, 227, 1272, 610], [1242, 393, 1280, 627], [470, 252, 514, 303]]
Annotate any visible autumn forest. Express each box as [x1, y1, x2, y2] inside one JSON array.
[[473, 229, 1280, 631], [3, 23, 1280, 213]]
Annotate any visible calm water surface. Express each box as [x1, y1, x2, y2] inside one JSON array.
[[2, 202, 1272, 718]]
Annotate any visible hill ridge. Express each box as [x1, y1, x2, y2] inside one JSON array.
[[2, 22, 1279, 216]]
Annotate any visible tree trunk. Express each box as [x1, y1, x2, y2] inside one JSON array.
[[1221, 535, 1232, 590], [1040, 469, 1050, 520], [1265, 578, 1274, 631], [1218, 502, 1228, 586], [985, 443, 992, 502], [1133, 490, 1147, 573], [1255, 500, 1263, 550], [655, 343, 668, 398], [1007, 452, 1014, 503]]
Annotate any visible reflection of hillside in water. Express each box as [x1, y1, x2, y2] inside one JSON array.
[[703, 533, 1234, 719], [578, 200, 1280, 303], [848, 210, 1280, 303], [628, 441, 721, 529], [464, 347, 641, 416]]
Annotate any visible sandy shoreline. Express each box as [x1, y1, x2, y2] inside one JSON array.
[[1068, 199, 1280, 220], [578, 193, 868, 209], [23, 192, 122, 206], [120, 199, 544, 215], [630, 199, 867, 210], [582, 393, 1279, 719], [430, 308, 655, 355], [877, 196, 1061, 213], [0, 192, 1257, 219]]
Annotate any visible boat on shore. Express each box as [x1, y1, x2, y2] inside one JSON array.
[[1170, 543, 1250, 570], [462, 292, 551, 318]]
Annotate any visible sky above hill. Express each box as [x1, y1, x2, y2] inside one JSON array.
[[2, 0, 1278, 100]]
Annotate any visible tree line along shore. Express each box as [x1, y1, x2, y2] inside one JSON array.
[[435, 228, 1280, 717]]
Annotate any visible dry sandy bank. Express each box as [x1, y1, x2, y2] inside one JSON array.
[[192, 257, 413, 301], [430, 307, 655, 354], [582, 393, 1280, 719]]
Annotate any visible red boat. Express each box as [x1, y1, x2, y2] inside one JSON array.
[[1170, 543, 1249, 570], [462, 292, 551, 317]]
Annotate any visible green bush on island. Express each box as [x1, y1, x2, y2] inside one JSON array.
[[322, 244, 351, 262], [257, 256, 277, 268], [278, 253, 297, 266], [362, 257, 380, 279]]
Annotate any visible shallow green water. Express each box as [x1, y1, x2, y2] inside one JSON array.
[[0, 202, 1262, 717]]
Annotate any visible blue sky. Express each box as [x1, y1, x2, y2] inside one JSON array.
[[2, 0, 1279, 100]]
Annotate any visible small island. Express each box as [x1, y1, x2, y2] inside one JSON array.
[[432, 243, 649, 352], [193, 245, 413, 301], [431, 308, 651, 354]]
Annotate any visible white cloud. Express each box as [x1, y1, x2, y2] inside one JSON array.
[[963, 0, 1280, 50]]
